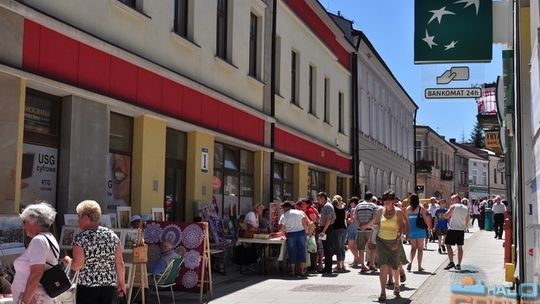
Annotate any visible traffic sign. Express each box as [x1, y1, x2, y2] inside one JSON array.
[[425, 87, 482, 99]]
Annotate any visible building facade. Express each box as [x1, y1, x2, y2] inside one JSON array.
[[415, 126, 456, 201], [353, 32, 418, 199], [0, 0, 354, 221]]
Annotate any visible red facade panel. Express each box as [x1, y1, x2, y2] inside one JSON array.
[[275, 128, 351, 174], [200, 95, 218, 130], [21, 19, 265, 146], [217, 103, 234, 135], [78, 44, 110, 94], [109, 57, 138, 102], [182, 86, 202, 123], [137, 69, 163, 111], [39, 26, 79, 84], [22, 19, 41, 72], [161, 78, 183, 117], [283, 0, 350, 70]]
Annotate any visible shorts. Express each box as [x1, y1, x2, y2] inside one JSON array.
[[356, 230, 371, 251], [434, 227, 448, 237], [444, 229, 464, 246]]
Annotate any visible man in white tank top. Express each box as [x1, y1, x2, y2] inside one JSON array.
[[443, 194, 470, 271]]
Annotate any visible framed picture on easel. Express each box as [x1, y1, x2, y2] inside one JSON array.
[[151, 208, 165, 221], [117, 207, 131, 228], [124, 263, 133, 287]]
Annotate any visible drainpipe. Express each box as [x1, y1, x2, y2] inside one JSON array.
[[514, 0, 525, 295], [269, 0, 277, 203], [413, 109, 418, 193], [351, 52, 359, 196]]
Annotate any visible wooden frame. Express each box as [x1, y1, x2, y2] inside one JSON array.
[[117, 207, 132, 228], [123, 229, 138, 252], [60, 226, 79, 250], [151, 208, 165, 222], [124, 263, 133, 287]]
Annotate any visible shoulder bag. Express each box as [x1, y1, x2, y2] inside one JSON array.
[[416, 208, 428, 229], [40, 235, 72, 298]]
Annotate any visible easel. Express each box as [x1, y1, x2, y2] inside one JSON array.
[[199, 222, 213, 303], [128, 262, 148, 304]]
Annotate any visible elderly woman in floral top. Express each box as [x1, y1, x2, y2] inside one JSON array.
[[64, 200, 126, 304]]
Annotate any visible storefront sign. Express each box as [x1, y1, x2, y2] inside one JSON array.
[[485, 130, 502, 152], [24, 94, 58, 135], [414, 0, 492, 63], [21, 143, 58, 205]]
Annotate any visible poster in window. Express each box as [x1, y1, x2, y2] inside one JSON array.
[[20, 143, 58, 207], [106, 153, 131, 211], [24, 94, 58, 136]]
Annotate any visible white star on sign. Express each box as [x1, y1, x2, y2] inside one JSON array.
[[444, 40, 459, 50], [454, 0, 480, 15], [422, 30, 438, 48], [428, 6, 456, 24]]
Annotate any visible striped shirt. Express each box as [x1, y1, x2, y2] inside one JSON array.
[[355, 201, 379, 225]]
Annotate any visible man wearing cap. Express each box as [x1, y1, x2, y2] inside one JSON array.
[[279, 201, 309, 276], [130, 214, 144, 229]]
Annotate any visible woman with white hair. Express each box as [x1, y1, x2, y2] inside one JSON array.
[[13, 201, 60, 304], [64, 200, 126, 304]]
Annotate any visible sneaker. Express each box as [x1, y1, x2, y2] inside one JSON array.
[[444, 262, 455, 270], [455, 264, 461, 271]]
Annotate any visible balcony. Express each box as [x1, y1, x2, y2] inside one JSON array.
[[415, 159, 434, 174], [441, 170, 454, 181]]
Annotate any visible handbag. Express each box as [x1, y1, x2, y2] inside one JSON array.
[[306, 235, 317, 253], [40, 235, 72, 298], [416, 208, 428, 229], [58, 261, 79, 304]]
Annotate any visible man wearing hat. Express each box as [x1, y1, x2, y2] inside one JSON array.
[[279, 201, 309, 276], [130, 214, 144, 229]]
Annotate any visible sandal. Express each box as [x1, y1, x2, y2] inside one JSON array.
[[406, 264, 412, 271], [400, 269, 406, 282], [378, 293, 387, 302], [418, 267, 425, 272]]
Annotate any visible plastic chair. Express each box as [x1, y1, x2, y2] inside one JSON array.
[[149, 257, 184, 304]]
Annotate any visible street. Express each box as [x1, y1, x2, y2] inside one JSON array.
[[156, 225, 507, 304]]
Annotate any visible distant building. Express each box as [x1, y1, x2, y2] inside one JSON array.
[[415, 126, 456, 200]]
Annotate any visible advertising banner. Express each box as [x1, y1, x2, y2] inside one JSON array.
[[105, 153, 131, 212], [21, 143, 58, 206]]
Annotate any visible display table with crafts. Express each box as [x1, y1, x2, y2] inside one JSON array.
[[236, 236, 286, 275]]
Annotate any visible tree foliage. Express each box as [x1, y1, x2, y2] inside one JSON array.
[[469, 121, 484, 148]]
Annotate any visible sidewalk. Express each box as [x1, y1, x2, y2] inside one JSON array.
[[148, 225, 506, 303]]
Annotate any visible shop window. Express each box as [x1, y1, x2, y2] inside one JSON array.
[[106, 113, 133, 209], [308, 169, 326, 200], [22, 89, 61, 208], [273, 161, 293, 202], [213, 143, 254, 219], [164, 128, 187, 221]]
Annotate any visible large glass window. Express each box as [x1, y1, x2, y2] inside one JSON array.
[[164, 129, 187, 221], [273, 161, 293, 202], [213, 143, 254, 219], [21, 89, 61, 208], [337, 176, 344, 197], [308, 169, 326, 200], [106, 113, 133, 209]]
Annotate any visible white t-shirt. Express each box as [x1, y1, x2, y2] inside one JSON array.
[[427, 203, 440, 217], [492, 202, 507, 214], [12, 233, 59, 303], [279, 209, 306, 233], [245, 211, 259, 229], [449, 203, 469, 231]]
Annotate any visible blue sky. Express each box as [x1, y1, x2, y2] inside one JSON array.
[[322, 0, 503, 142]]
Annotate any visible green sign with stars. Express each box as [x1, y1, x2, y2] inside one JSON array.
[[414, 0, 492, 64]]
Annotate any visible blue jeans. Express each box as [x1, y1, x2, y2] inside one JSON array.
[[286, 230, 306, 264]]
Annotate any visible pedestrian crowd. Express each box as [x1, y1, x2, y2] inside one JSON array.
[[8, 192, 508, 304]]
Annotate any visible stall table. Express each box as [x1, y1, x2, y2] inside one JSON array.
[[236, 237, 286, 275]]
